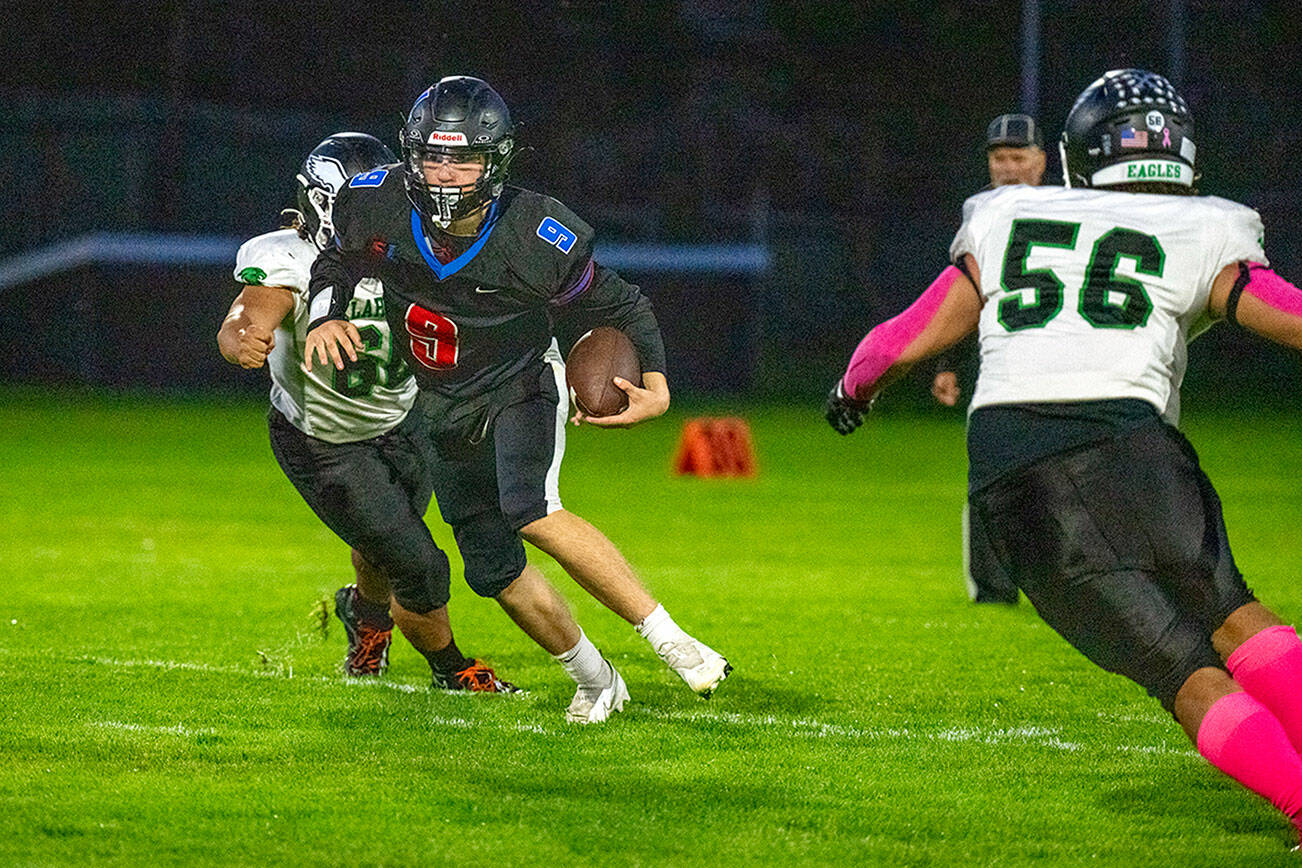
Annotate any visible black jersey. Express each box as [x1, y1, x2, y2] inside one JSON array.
[[307, 166, 666, 401]]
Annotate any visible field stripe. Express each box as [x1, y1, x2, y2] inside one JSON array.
[[78, 656, 1197, 757], [82, 655, 428, 695], [639, 708, 1197, 757], [90, 720, 218, 737], [78, 655, 543, 703]]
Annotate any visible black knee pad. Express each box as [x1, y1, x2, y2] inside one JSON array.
[[388, 546, 452, 615], [452, 511, 527, 598], [350, 530, 451, 615]]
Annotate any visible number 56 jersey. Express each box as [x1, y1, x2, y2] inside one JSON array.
[[950, 186, 1267, 423]]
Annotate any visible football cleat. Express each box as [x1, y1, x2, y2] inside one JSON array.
[[656, 638, 732, 697], [433, 660, 520, 693], [565, 662, 629, 724], [333, 584, 392, 677]]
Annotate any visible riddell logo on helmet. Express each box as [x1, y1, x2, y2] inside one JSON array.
[[427, 131, 468, 145]]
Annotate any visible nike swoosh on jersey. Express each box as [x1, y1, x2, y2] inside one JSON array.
[[473, 286, 499, 293]]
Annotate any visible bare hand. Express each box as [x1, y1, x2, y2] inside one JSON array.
[[235, 323, 276, 369], [305, 320, 363, 372], [573, 371, 670, 428], [931, 371, 960, 407]]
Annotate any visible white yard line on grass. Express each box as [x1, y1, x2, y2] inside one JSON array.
[[90, 720, 218, 737], [84, 655, 532, 700], [80, 656, 1197, 756], [84, 655, 427, 694], [639, 707, 1198, 757]]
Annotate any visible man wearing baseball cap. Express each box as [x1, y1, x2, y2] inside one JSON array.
[[929, 113, 1047, 605], [934, 113, 1048, 409], [984, 112, 1047, 187]]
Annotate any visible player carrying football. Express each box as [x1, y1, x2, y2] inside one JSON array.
[[827, 69, 1302, 845], [304, 77, 730, 723], [218, 132, 513, 692]]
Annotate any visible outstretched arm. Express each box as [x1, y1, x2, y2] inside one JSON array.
[[1209, 261, 1302, 349], [827, 262, 982, 434], [217, 284, 295, 369], [304, 243, 366, 372]]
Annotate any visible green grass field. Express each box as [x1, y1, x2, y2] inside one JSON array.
[[3, 387, 1301, 866]]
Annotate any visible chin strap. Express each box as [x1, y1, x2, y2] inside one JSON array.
[[279, 208, 304, 231]]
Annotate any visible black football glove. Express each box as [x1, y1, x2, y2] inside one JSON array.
[[825, 379, 871, 435]]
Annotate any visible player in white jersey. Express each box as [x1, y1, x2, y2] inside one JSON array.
[[218, 133, 514, 692], [951, 184, 1260, 421], [828, 70, 1302, 846]]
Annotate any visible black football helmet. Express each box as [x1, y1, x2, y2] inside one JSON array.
[[400, 76, 516, 228], [1060, 69, 1197, 190], [295, 133, 397, 249]]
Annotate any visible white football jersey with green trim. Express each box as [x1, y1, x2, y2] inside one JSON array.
[[951, 186, 1267, 424], [233, 229, 416, 443]]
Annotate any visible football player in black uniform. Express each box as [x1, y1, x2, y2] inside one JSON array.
[[219, 132, 513, 692], [304, 77, 730, 723]]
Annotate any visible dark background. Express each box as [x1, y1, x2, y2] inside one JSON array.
[[3, 0, 1300, 402]]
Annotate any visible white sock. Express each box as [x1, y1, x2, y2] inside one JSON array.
[[635, 604, 689, 650], [553, 629, 610, 688]]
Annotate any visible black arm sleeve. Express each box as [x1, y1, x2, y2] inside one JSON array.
[[306, 243, 364, 332], [1224, 261, 1252, 327], [551, 262, 667, 374]]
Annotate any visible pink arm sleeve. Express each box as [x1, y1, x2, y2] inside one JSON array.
[[1242, 264, 1302, 319], [841, 266, 963, 402]]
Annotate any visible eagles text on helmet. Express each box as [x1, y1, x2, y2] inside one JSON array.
[[1060, 69, 1198, 192]]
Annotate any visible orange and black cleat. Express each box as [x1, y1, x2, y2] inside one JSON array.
[[333, 584, 392, 676], [434, 660, 520, 693]]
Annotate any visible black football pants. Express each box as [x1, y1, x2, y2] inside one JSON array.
[[268, 407, 451, 613]]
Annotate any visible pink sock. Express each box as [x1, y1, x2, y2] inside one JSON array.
[[1197, 691, 1302, 835], [1227, 625, 1302, 754]]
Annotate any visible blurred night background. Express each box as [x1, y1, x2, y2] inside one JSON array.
[[2, 0, 1300, 404]]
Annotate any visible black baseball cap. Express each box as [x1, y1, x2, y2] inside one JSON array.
[[986, 114, 1044, 149]]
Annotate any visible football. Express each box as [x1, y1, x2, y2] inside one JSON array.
[[566, 327, 642, 417]]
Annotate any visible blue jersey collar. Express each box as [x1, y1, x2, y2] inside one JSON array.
[[409, 202, 499, 280]]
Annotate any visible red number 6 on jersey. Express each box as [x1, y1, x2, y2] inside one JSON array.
[[404, 303, 459, 370]]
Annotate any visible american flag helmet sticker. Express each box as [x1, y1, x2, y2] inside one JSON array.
[[1120, 128, 1148, 148]]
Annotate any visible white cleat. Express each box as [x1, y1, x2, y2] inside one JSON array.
[[656, 637, 732, 697], [565, 663, 629, 724]]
